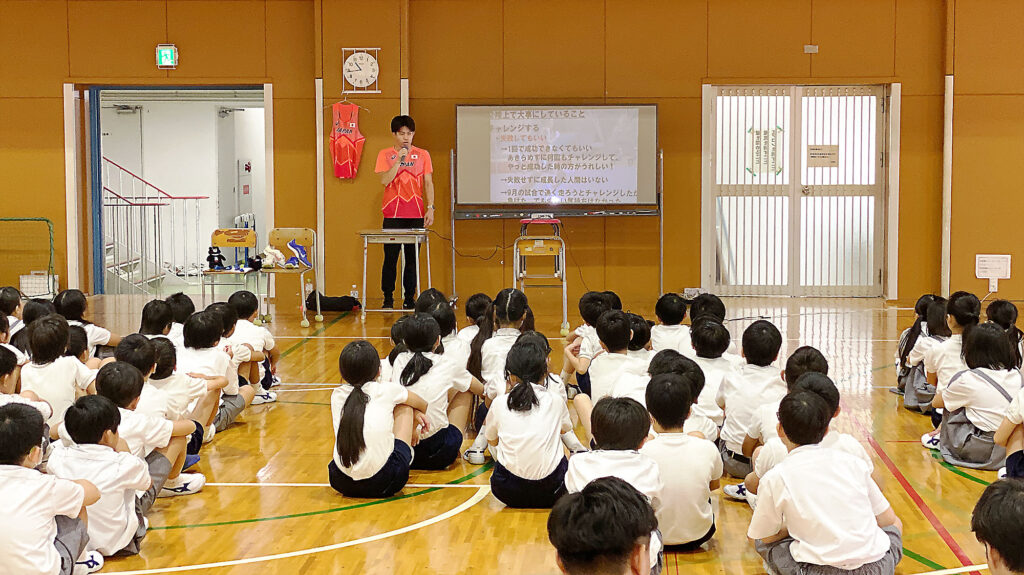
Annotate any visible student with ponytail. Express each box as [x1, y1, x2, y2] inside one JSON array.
[[903, 298, 951, 412], [464, 288, 530, 464], [987, 300, 1024, 369], [894, 294, 941, 395], [53, 289, 122, 357], [484, 339, 573, 508], [389, 314, 484, 469], [329, 340, 428, 498], [922, 291, 981, 449]]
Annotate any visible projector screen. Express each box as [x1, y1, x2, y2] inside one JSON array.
[[456, 105, 658, 207]]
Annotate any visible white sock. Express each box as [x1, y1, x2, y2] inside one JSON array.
[[561, 431, 587, 452], [469, 426, 489, 451]]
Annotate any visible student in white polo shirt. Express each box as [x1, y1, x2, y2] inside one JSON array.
[[626, 313, 654, 365], [457, 293, 491, 344], [748, 391, 903, 574], [922, 291, 981, 449], [425, 301, 473, 378], [0, 403, 103, 575], [227, 291, 281, 390], [716, 320, 786, 478], [138, 300, 173, 340], [641, 374, 722, 551], [935, 322, 1023, 470], [565, 396, 664, 574], [0, 314, 27, 385], [52, 290, 121, 359], [0, 286, 24, 337], [163, 293, 195, 353], [637, 350, 719, 441], [971, 479, 1024, 575], [0, 347, 52, 421], [47, 396, 155, 557], [650, 293, 691, 355], [689, 318, 737, 427], [20, 315, 97, 435]]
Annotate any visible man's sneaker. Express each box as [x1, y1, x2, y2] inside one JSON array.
[[723, 483, 749, 501], [403, 299, 415, 310], [287, 239, 312, 267], [183, 453, 201, 471], [283, 257, 300, 269], [158, 473, 206, 498], [270, 374, 282, 388], [382, 297, 395, 309], [252, 390, 277, 405], [462, 448, 487, 465], [203, 423, 216, 444], [73, 551, 104, 574], [921, 432, 940, 450]]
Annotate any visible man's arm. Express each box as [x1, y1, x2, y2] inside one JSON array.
[[378, 147, 407, 186], [423, 172, 435, 226]]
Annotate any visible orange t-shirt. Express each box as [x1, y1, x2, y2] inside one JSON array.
[[330, 103, 365, 179], [375, 146, 433, 219]]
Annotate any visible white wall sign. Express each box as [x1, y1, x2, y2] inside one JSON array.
[[807, 144, 839, 167], [747, 126, 783, 175], [976, 254, 1011, 279]]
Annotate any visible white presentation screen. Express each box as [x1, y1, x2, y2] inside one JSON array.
[[456, 105, 658, 207]]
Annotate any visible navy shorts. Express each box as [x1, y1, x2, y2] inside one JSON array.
[[413, 425, 463, 470], [1007, 450, 1024, 478], [490, 457, 568, 509], [576, 372, 592, 396], [328, 440, 413, 498], [474, 402, 489, 431]]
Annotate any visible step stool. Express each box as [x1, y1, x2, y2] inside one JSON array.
[[513, 218, 570, 336]]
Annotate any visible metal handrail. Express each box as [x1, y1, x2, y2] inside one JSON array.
[[102, 156, 209, 200]]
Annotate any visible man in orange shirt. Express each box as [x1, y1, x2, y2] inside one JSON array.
[[374, 115, 435, 309]]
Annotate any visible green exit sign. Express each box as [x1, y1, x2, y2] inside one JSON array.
[[156, 44, 178, 69]]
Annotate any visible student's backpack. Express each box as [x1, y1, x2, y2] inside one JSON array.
[[939, 369, 1020, 470], [306, 291, 360, 312]]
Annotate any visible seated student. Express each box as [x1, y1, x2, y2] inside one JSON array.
[[689, 318, 737, 427], [0, 286, 24, 336], [208, 301, 276, 405], [745, 373, 873, 499], [164, 292, 195, 352], [715, 320, 786, 479], [176, 311, 256, 436], [689, 292, 743, 360], [9, 298, 57, 356], [0, 314, 28, 388], [227, 291, 281, 390], [635, 349, 719, 441], [381, 315, 412, 384], [389, 314, 483, 469], [626, 313, 654, 365], [329, 340, 428, 498], [146, 337, 226, 448], [937, 322, 1023, 470], [21, 315, 97, 433], [971, 479, 1024, 575], [0, 403, 103, 575], [486, 339, 574, 508], [561, 291, 612, 393], [893, 294, 941, 395], [565, 396, 664, 573], [641, 373, 722, 550], [464, 288, 531, 464], [138, 300, 173, 339], [90, 362, 202, 497], [0, 346, 53, 422], [413, 287, 448, 313], [748, 391, 903, 575], [457, 292, 492, 344], [514, 331, 590, 455], [650, 293, 690, 355], [52, 290, 121, 358], [548, 476, 659, 575], [902, 298, 951, 412], [988, 299, 1024, 364], [922, 291, 981, 449], [47, 396, 156, 557], [426, 301, 472, 375]]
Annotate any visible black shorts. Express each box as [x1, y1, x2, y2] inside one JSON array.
[[664, 522, 716, 552], [490, 457, 568, 509], [328, 440, 413, 499], [413, 425, 463, 470], [1007, 450, 1024, 478]]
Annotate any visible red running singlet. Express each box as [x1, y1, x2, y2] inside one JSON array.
[[330, 102, 365, 179]]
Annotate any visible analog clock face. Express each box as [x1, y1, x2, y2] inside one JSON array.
[[343, 52, 379, 89]]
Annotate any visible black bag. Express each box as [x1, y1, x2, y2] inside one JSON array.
[[306, 290, 361, 312]]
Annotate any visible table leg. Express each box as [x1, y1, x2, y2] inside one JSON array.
[[362, 237, 368, 320], [415, 240, 421, 297], [425, 234, 432, 289]]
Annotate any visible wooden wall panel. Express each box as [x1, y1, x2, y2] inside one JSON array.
[[811, 0, 896, 78], [0, 0, 69, 97], [954, 0, 1024, 95], [896, 96, 943, 298], [166, 0, 268, 79], [320, 0, 401, 98], [894, 0, 946, 96], [409, 0, 503, 100], [68, 0, 167, 79], [707, 0, 812, 79], [266, 0, 316, 98]]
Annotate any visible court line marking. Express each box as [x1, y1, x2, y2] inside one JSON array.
[[273, 387, 336, 393], [903, 548, 946, 571], [277, 312, 348, 359], [914, 566, 989, 575], [205, 482, 485, 488], [111, 487, 490, 574]]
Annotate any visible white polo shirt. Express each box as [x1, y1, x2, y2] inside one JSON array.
[[21, 357, 96, 427], [0, 393, 52, 420], [1, 342, 28, 366], [485, 383, 567, 480], [67, 320, 112, 357], [650, 324, 692, 356], [683, 413, 720, 442], [331, 381, 409, 480], [748, 445, 893, 569], [641, 433, 722, 545], [1003, 385, 1024, 425], [481, 328, 520, 399], [167, 323, 185, 352], [7, 315, 24, 336], [942, 368, 1023, 431], [140, 373, 209, 420], [177, 345, 236, 395], [391, 352, 471, 440], [611, 372, 650, 407], [230, 319, 276, 380], [588, 353, 648, 403], [716, 363, 786, 454], [117, 408, 173, 459], [692, 355, 738, 426], [754, 433, 873, 479], [456, 324, 478, 344], [565, 449, 664, 567], [907, 334, 945, 368], [46, 444, 151, 556], [441, 333, 472, 373], [0, 465, 86, 575], [748, 400, 782, 444], [924, 333, 965, 392], [575, 324, 602, 360]]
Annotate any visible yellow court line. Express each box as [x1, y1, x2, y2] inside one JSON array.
[[109, 487, 491, 574]]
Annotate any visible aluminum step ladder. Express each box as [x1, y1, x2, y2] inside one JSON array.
[[513, 218, 570, 336]]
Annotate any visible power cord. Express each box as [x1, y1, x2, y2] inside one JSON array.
[[426, 228, 513, 261]]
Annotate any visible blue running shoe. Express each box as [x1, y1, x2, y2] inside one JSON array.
[[287, 239, 312, 267]]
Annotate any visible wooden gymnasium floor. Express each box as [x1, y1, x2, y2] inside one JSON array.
[[85, 294, 991, 575]]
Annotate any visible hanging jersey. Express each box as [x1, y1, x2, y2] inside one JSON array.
[[375, 146, 433, 219], [330, 103, 365, 179]]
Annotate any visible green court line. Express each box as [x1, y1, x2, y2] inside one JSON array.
[[929, 451, 992, 486], [903, 547, 946, 570], [279, 312, 349, 359], [150, 462, 494, 531]]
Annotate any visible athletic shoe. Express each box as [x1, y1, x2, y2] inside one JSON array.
[[183, 453, 201, 471], [747, 491, 758, 511], [462, 448, 487, 465], [403, 299, 415, 310], [999, 467, 1008, 479], [723, 483, 749, 501], [283, 257, 299, 269], [382, 297, 395, 309], [921, 432, 940, 450], [158, 473, 206, 498], [252, 390, 277, 405], [270, 374, 282, 388], [73, 551, 103, 575], [566, 385, 580, 400], [202, 423, 217, 444], [287, 239, 312, 267]]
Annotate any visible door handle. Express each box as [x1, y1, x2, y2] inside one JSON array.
[[801, 186, 811, 196]]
